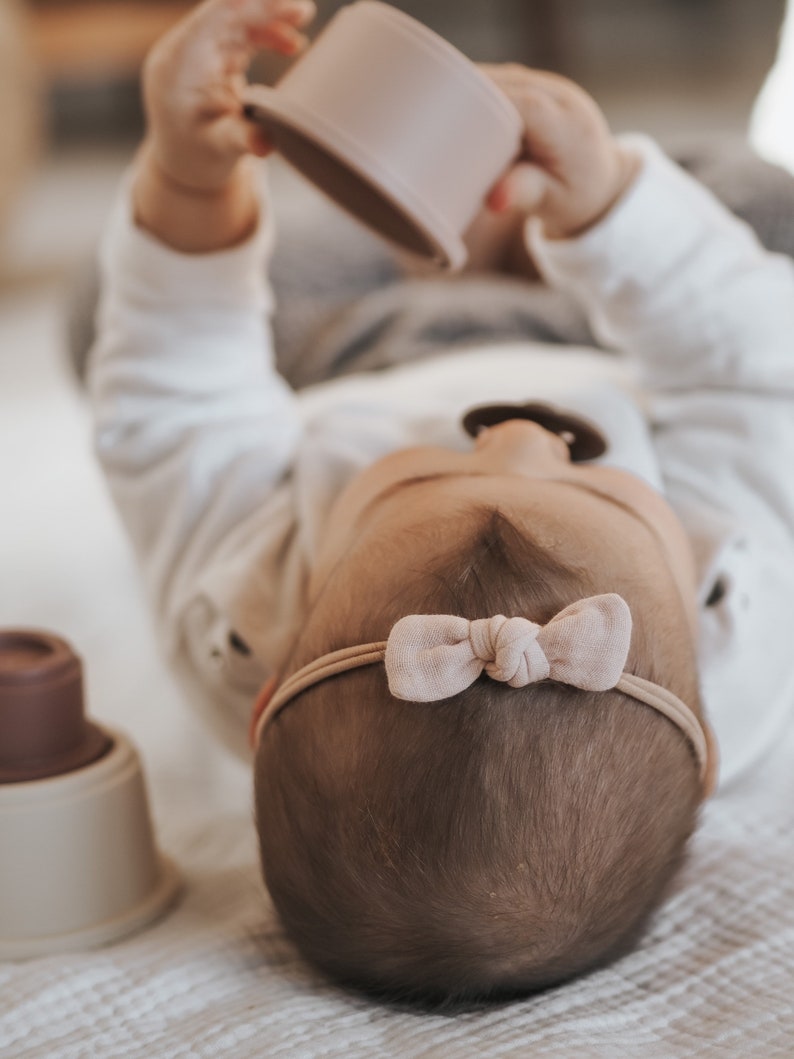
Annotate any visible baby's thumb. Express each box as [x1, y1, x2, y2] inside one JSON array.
[[487, 162, 549, 215], [206, 112, 274, 161]]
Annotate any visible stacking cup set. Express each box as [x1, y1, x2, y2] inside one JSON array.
[[0, 631, 180, 958]]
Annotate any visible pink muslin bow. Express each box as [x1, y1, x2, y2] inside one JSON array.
[[384, 593, 632, 702]]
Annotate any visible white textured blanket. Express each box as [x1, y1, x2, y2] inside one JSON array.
[[3, 680, 794, 1057], [2, 171, 794, 1059]]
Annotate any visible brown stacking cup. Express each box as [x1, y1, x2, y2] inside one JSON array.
[[0, 629, 111, 783], [244, 0, 523, 270], [0, 629, 181, 958]]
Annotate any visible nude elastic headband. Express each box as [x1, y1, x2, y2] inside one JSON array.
[[253, 594, 715, 794]]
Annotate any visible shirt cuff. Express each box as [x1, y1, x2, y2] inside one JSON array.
[[98, 164, 278, 315], [524, 134, 746, 296]]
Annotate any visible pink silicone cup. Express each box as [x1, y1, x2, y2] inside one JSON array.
[[244, 0, 523, 270]]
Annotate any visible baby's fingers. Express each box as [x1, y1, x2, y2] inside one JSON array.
[[248, 19, 310, 55], [192, 0, 315, 66], [201, 0, 315, 32], [487, 162, 549, 215], [240, 0, 316, 48]]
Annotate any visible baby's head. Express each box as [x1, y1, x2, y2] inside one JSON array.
[[254, 421, 714, 1006]]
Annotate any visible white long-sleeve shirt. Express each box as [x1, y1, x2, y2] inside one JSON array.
[[88, 138, 794, 789]]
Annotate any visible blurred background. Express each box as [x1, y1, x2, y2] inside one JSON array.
[[0, 0, 788, 780], [0, 0, 787, 293], [0, 0, 788, 281]]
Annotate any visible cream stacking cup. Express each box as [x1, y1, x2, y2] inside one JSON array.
[[0, 629, 181, 958], [244, 0, 523, 270]]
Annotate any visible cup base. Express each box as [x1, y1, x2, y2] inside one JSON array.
[[0, 855, 181, 960], [0, 730, 183, 960]]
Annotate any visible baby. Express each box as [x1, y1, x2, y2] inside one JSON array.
[[88, 0, 794, 1006]]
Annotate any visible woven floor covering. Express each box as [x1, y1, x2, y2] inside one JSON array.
[[3, 717, 794, 1058]]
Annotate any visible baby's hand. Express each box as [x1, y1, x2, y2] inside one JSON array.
[[142, 0, 316, 193], [479, 65, 639, 239]]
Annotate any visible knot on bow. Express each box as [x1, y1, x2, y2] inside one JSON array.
[[385, 594, 632, 703], [468, 615, 549, 686]]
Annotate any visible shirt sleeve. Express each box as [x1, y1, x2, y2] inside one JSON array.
[[527, 137, 794, 786], [87, 168, 304, 755]]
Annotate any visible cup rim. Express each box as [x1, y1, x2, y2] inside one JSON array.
[[0, 628, 77, 687], [245, 84, 468, 269], [0, 725, 134, 802], [0, 719, 111, 783]]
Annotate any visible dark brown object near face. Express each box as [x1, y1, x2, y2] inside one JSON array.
[[0, 629, 111, 783], [461, 401, 608, 463]]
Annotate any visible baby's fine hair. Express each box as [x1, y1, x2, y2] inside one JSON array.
[[254, 510, 702, 1008]]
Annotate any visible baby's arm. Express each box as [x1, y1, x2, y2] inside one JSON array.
[[483, 64, 794, 542], [528, 137, 794, 542], [88, 0, 316, 754], [490, 72, 794, 779]]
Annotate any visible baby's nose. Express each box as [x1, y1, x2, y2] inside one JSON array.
[[477, 418, 571, 461]]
